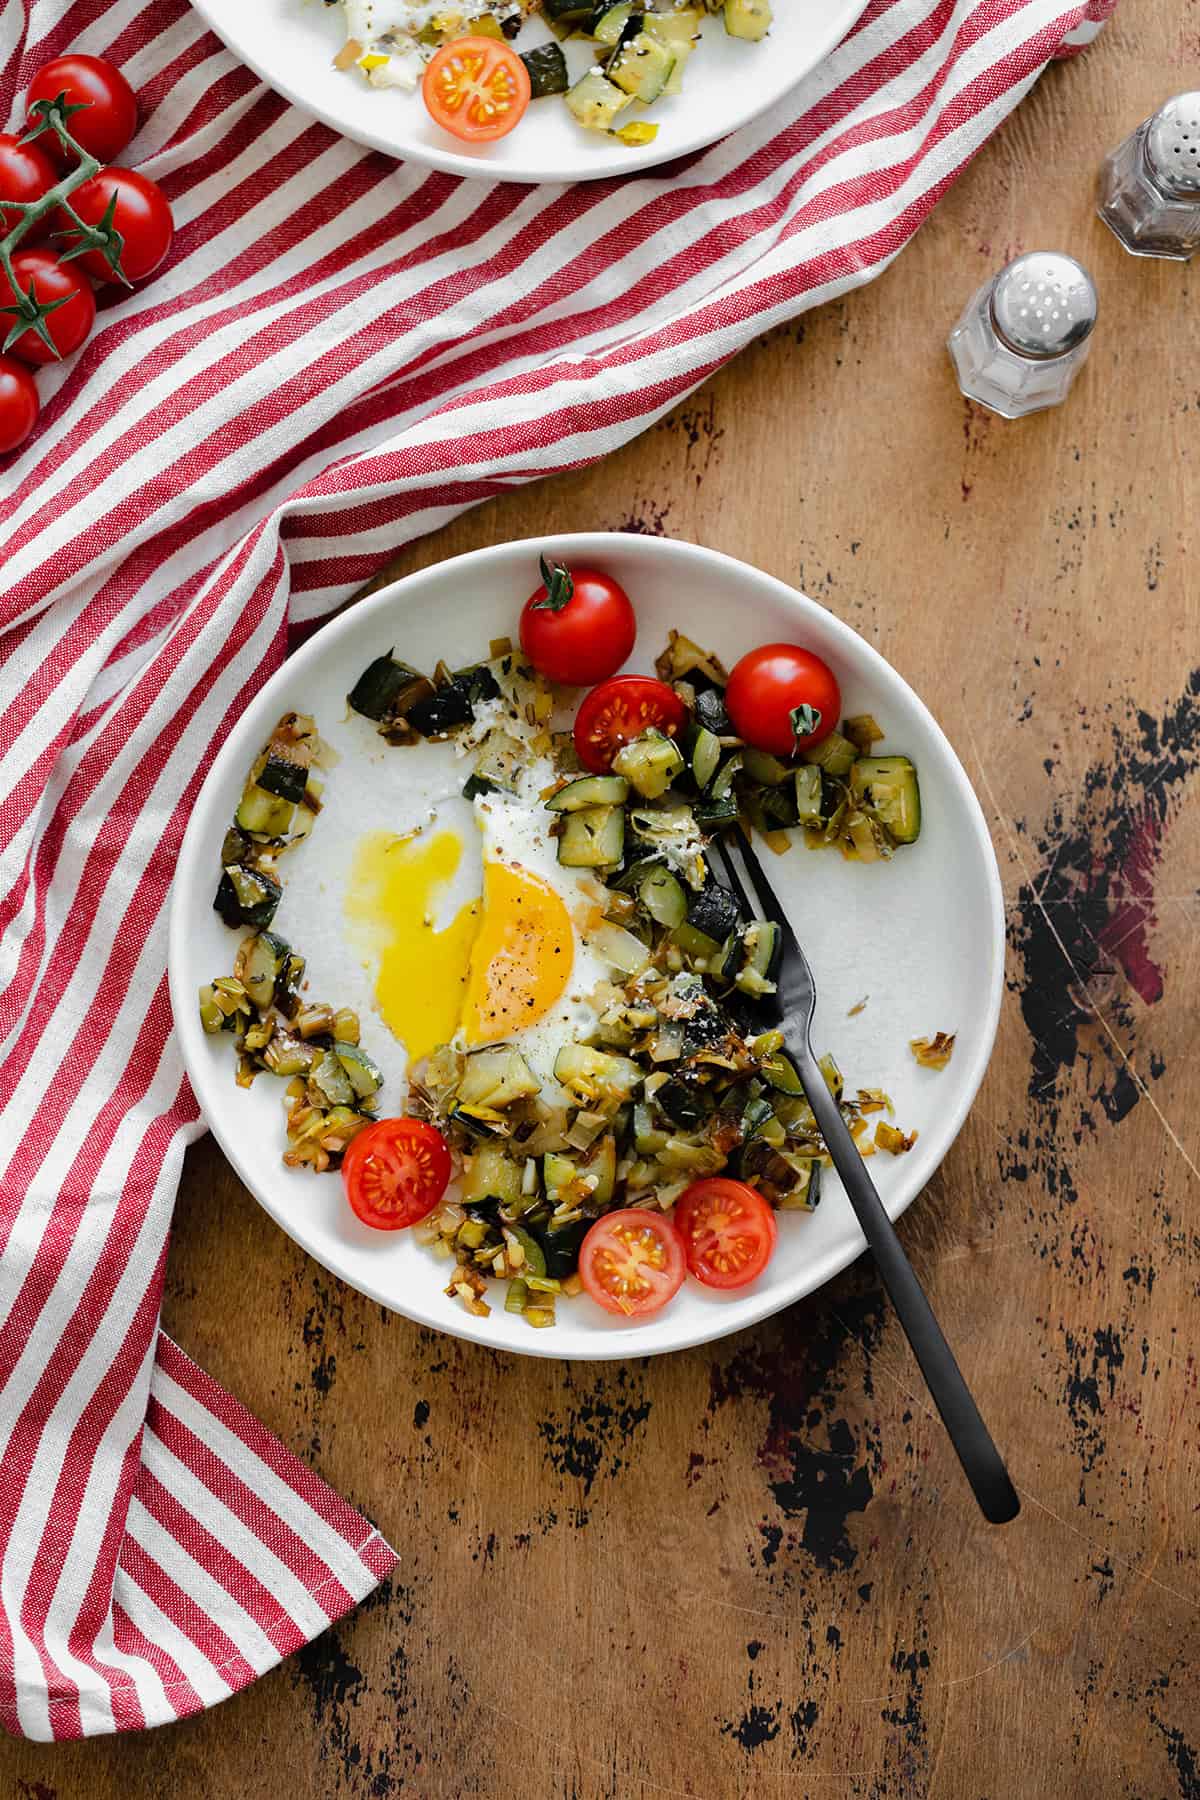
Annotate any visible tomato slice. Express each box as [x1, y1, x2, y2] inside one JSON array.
[[579, 1209, 686, 1317], [342, 1117, 451, 1230], [573, 675, 689, 774], [673, 1179, 778, 1289], [422, 38, 531, 143]]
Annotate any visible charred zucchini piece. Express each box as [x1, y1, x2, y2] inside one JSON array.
[[461, 1143, 524, 1208], [530, 1213, 590, 1280], [462, 772, 499, 800], [520, 40, 570, 94], [454, 662, 501, 703], [235, 781, 295, 839], [277, 950, 306, 1019], [803, 730, 857, 778], [613, 728, 685, 799], [545, 774, 629, 811], [214, 863, 282, 930], [849, 756, 921, 845], [639, 864, 687, 928], [458, 1048, 541, 1109], [257, 748, 309, 804], [583, 1134, 617, 1206], [758, 1048, 804, 1095], [736, 920, 781, 994], [607, 29, 674, 101], [693, 792, 739, 829], [778, 1159, 821, 1211], [689, 726, 722, 791], [670, 919, 722, 967], [348, 651, 427, 722], [334, 1041, 382, 1102], [643, 7, 701, 90], [565, 67, 631, 130], [310, 1049, 354, 1107], [693, 686, 731, 736], [406, 678, 474, 737], [557, 804, 625, 867], [591, 0, 635, 42], [655, 1076, 708, 1128], [687, 877, 741, 942], [240, 929, 289, 1012], [545, 0, 593, 19], [724, 0, 771, 36]]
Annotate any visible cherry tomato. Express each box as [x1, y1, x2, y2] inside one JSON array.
[[573, 675, 689, 774], [578, 1209, 686, 1318], [58, 167, 173, 284], [519, 558, 636, 687], [724, 643, 841, 757], [26, 55, 138, 165], [422, 37, 531, 143], [0, 132, 56, 236], [2, 250, 96, 365], [673, 1178, 778, 1290], [0, 355, 39, 452], [342, 1117, 451, 1230]]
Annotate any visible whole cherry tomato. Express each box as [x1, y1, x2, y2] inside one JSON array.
[[573, 675, 689, 774], [519, 557, 636, 687], [26, 55, 138, 165], [2, 249, 96, 365], [0, 355, 39, 452], [724, 643, 842, 757], [341, 1117, 452, 1230], [422, 37, 530, 143], [59, 166, 173, 284], [0, 132, 56, 235]]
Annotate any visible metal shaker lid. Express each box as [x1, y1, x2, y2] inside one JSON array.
[[989, 252, 1098, 360], [1145, 93, 1200, 199]]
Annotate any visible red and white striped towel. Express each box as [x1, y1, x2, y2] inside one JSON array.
[[0, 0, 1108, 1740]]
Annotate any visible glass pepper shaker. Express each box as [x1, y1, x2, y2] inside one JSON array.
[[1097, 93, 1200, 261], [947, 251, 1098, 419]]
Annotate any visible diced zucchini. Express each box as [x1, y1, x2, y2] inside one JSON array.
[[508, 1224, 546, 1276], [803, 730, 857, 778], [643, 7, 701, 91], [736, 920, 781, 994], [639, 864, 687, 928], [545, 0, 593, 18], [235, 781, 295, 839], [607, 30, 674, 101], [794, 764, 823, 828], [213, 863, 282, 930], [724, 0, 770, 37], [505, 1278, 530, 1315], [310, 1049, 354, 1108], [462, 772, 499, 800], [521, 41, 570, 96], [590, 1, 634, 45], [741, 746, 792, 786], [613, 729, 685, 799], [584, 1134, 617, 1206], [589, 921, 652, 977], [710, 751, 743, 799], [458, 1047, 541, 1109], [530, 1213, 590, 1279], [557, 804, 624, 868], [566, 67, 632, 130], [461, 1143, 525, 1208], [347, 651, 428, 722], [849, 756, 921, 845], [819, 1052, 843, 1101], [257, 748, 310, 804], [406, 678, 474, 737], [670, 919, 722, 967], [240, 930, 288, 1013], [654, 1077, 709, 1127], [545, 774, 629, 811], [334, 1041, 382, 1101], [694, 687, 731, 736], [198, 985, 223, 1034], [693, 792, 739, 829], [778, 1159, 821, 1212], [543, 1150, 585, 1207], [633, 1102, 668, 1154], [687, 878, 741, 943], [554, 1043, 642, 1104], [689, 726, 722, 791]]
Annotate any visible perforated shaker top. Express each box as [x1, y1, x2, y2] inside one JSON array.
[[1145, 93, 1200, 199], [989, 252, 1098, 360]]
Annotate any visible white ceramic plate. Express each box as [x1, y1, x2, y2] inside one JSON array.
[[169, 534, 1004, 1360], [189, 0, 869, 183]]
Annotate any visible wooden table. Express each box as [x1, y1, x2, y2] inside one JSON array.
[[8, 6, 1196, 1793]]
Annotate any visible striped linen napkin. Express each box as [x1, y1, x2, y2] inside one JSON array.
[[0, 0, 1109, 1740]]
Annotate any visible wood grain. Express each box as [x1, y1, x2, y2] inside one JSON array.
[[6, 7, 1198, 1794]]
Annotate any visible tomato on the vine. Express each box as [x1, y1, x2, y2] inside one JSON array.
[[573, 675, 689, 774], [578, 1209, 686, 1317], [341, 1117, 452, 1231], [0, 355, 39, 452], [26, 55, 138, 165], [724, 643, 842, 757], [59, 166, 174, 284], [0, 133, 56, 236], [673, 1178, 777, 1290], [2, 249, 95, 365], [422, 37, 530, 142], [519, 558, 636, 687]]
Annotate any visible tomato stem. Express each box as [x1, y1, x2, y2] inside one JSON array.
[[1, 97, 116, 356]]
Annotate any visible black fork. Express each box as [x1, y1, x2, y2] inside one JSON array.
[[709, 828, 1019, 1526]]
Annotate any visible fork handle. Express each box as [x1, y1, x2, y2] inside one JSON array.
[[794, 1044, 1019, 1525]]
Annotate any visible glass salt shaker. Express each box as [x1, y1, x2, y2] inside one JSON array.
[[947, 251, 1098, 419], [1097, 93, 1200, 261]]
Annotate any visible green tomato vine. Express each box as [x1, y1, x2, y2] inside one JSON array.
[[0, 92, 129, 359]]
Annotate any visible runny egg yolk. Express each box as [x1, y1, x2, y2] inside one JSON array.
[[345, 828, 480, 1065], [461, 860, 574, 1046]]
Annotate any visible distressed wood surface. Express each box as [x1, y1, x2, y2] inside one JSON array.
[[7, 6, 1198, 1795]]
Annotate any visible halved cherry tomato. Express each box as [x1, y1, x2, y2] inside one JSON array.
[[2, 250, 96, 365], [422, 38, 531, 143], [673, 1178, 778, 1290], [519, 558, 636, 687], [26, 55, 138, 165], [0, 132, 56, 236], [58, 166, 174, 284], [724, 644, 841, 757], [342, 1117, 451, 1230], [573, 675, 689, 774], [578, 1209, 686, 1317]]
